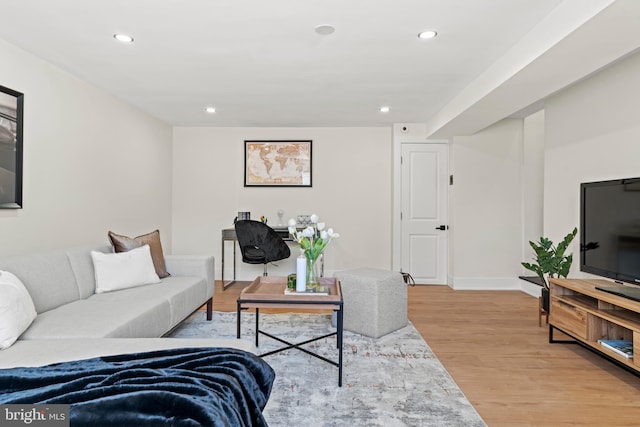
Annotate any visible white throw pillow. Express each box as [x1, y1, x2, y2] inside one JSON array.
[[0, 270, 37, 350], [92, 244, 161, 294]]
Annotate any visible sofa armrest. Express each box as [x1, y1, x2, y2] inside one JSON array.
[[164, 255, 214, 285]]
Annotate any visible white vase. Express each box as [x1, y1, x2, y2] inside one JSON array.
[[296, 255, 307, 292]]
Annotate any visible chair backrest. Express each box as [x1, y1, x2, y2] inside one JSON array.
[[234, 220, 291, 263]]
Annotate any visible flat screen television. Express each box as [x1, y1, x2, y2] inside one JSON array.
[[580, 177, 640, 284]]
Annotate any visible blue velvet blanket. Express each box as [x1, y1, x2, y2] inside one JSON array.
[[0, 347, 275, 426]]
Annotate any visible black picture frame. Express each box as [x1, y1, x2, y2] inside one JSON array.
[[0, 85, 24, 209], [244, 140, 312, 187]]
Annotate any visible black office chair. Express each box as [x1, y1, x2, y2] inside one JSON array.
[[234, 220, 291, 276]]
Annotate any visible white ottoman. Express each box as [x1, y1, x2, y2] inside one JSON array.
[[335, 268, 408, 338]]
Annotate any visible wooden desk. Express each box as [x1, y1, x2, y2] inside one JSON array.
[[221, 227, 323, 290], [221, 228, 239, 289]]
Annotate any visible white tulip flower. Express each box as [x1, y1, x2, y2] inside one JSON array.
[[290, 216, 339, 262], [288, 218, 297, 227]]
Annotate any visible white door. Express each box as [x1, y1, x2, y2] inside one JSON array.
[[401, 143, 448, 284]]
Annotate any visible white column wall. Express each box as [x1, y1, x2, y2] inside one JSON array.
[[0, 38, 173, 256], [449, 119, 524, 289], [171, 127, 392, 280], [522, 110, 545, 264]]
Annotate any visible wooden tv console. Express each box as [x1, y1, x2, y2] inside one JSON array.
[[549, 278, 640, 374]]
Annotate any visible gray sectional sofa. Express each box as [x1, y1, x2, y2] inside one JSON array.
[[0, 244, 255, 368]]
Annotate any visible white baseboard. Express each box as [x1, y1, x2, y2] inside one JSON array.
[[450, 277, 522, 290], [218, 271, 542, 299], [449, 277, 541, 298], [519, 280, 543, 297]]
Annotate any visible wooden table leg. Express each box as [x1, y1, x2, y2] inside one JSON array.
[[538, 297, 549, 327]]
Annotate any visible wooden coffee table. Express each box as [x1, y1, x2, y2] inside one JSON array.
[[236, 276, 344, 386]]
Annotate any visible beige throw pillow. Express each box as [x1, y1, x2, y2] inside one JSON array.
[[108, 229, 170, 278]]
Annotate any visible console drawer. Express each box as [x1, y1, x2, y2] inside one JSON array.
[[550, 299, 587, 339]]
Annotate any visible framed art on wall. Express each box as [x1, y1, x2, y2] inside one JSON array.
[[244, 140, 312, 187], [0, 85, 23, 209]]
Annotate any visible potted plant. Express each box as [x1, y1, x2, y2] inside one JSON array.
[[522, 227, 578, 311]]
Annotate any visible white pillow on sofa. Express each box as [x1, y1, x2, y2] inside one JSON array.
[[91, 244, 160, 294], [0, 270, 37, 350]]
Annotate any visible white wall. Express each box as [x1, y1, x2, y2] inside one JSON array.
[[544, 49, 640, 279], [171, 127, 392, 280], [449, 119, 524, 289], [0, 38, 173, 256], [522, 110, 545, 262], [447, 45, 640, 292]]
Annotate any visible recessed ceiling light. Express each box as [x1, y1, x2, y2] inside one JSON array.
[[205, 107, 216, 114], [380, 106, 390, 113], [113, 33, 134, 43], [418, 30, 438, 40], [315, 24, 335, 36]]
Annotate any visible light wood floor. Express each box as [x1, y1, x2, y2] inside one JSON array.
[[212, 281, 640, 426]]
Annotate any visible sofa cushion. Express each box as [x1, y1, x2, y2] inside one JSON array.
[[0, 249, 80, 314], [0, 271, 37, 349], [160, 276, 210, 325], [91, 245, 160, 293], [66, 244, 111, 299], [108, 230, 170, 278], [21, 284, 174, 339]]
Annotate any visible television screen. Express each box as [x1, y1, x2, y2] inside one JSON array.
[[581, 177, 640, 284]]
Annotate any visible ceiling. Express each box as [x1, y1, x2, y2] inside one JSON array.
[[1, 0, 639, 135]]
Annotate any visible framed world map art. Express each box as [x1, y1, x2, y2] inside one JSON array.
[[244, 140, 312, 187]]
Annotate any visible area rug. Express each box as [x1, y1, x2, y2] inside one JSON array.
[[169, 311, 486, 427]]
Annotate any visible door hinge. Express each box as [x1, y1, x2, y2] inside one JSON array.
[[449, 175, 454, 185]]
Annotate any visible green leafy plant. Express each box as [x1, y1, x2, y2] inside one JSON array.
[[522, 227, 578, 289]]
